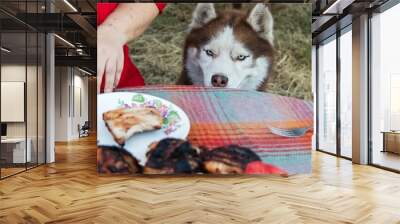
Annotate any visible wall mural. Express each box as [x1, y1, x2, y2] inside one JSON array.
[[97, 3, 313, 176]]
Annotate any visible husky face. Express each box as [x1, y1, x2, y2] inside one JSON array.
[[180, 3, 274, 90]]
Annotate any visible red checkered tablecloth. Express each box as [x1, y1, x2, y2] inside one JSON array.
[[118, 85, 314, 174]]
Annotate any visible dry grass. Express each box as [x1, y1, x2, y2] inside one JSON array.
[[129, 3, 312, 100]]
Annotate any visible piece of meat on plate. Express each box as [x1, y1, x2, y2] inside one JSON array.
[[144, 138, 204, 174], [103, 107, 163, 145]]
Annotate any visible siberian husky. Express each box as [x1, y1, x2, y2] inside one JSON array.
[[178, 3, 274, 90]]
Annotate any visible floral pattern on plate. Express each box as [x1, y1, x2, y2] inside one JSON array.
[[117, 93, 182, 135]]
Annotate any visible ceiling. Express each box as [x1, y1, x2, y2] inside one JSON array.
[[0, 0, 96, 14], [312, 0, 392, 43], [0, 0, 96, 74]]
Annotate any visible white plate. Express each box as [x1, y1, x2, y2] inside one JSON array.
[[97, 92, 190, 165]]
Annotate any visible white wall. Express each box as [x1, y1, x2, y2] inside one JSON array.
[[54, 67, 89, 141], [1, 65, 38, 138], [72, 73, 89, 138], [1, 64, 46, 164], [54, 66, 69, 141], [1, 65, 25, 139]]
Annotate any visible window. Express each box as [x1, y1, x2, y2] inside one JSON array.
[[317, 35, 337, 154], [0, 0, 47, 179], [339, 27, 352, 158], [370, 3, 400, 171]]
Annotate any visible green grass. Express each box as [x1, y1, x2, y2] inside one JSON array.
[[129, 3, 312, 100]]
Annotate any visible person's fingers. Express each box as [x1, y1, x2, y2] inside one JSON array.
[[97, 49, 106, 93], [114, 51, 124, 88], [97, 71, 104, 94], [104, 57, 117, 93]]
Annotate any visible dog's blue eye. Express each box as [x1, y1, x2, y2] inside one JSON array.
[[237, 55, 248, 61], [204, 49, 215, 57]]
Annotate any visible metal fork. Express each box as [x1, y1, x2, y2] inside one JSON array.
[[267, 125, 310, 138]]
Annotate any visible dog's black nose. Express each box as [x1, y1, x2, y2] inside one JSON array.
[[211, 74, 228, 87]]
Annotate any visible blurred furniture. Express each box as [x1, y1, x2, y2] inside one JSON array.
[[382, 131, 400, 154], [0, 138, 31, 164], [78, 121, 90, 138]]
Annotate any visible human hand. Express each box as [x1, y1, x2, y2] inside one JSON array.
[[97, 25, 127, 93], [97, 3, 159, 93]]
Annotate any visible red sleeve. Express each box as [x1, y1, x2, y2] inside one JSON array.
[[155, 3, 167, 13], [98, 3, 166, 25], [97, 3, 119, 26]]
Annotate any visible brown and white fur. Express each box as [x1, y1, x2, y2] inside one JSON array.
[[177, 3, 274, 91]]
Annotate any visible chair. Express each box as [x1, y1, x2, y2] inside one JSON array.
[[78, 121, 90, 138]]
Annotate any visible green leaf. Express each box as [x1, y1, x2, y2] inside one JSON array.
[[132, 94, 145, 103], [153, 99, 162, 107], [167, 111, 180, 121], [163, 118, 169, 125]]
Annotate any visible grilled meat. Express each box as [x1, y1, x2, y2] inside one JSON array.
[[97, 145, 142, 174], [202, 145, 261, 174], [144, 138, 204, 174], [103, 107, 163, 145]]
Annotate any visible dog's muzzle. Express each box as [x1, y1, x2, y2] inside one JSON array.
[[211, 74, 228, 87]]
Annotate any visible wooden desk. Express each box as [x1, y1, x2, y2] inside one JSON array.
[[381, 131, 400, 154]]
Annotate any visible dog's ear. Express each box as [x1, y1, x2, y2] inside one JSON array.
[[189, 3, 217, 31], [247, 4, 274, 45]]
